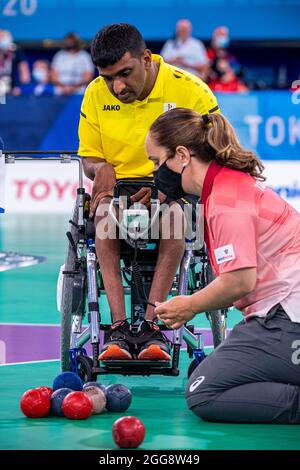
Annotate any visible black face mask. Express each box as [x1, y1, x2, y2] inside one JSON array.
[[154, 161, 187, 200]]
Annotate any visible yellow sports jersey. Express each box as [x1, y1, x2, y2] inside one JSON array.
[[78, 54, 219, 179]]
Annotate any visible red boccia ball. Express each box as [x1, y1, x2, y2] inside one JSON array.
[[112, 416, 146, 449], [35, 386, 53, 399], [62, 391, 93, 419], [20, 388, 51, 418]]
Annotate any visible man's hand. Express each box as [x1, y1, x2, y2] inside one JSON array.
[[158, 190, 167, 203], [130, 188, 167, 207], [90, 163, 116, 217], [154, 296, 197, 329], [130, 187, 152, 207]]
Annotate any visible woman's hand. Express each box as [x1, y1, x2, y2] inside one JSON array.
[[155, 296, 197, 329]]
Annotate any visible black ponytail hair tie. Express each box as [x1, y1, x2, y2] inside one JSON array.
[[202, 114, 210, 125]]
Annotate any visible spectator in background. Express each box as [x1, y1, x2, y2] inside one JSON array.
[[51, 32, 94, 95], [21, 60, 54, 96], [0, 29, 30, 95], [207, 26, 241, 83], [209, 58, 248, 93], [160, 19, 208, 78]]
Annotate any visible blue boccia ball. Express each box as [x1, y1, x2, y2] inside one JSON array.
[[105, 384, 132, 412], [52, 372, 83, 392], [83, 382, 106, 396], [50, 388, 73, 417]]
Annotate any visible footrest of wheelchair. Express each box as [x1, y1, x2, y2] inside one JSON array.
[[101, 359, 170, 368]]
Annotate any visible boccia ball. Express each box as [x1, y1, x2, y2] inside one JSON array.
[[35, 386, 53, 399], [106, 384, 132, 412], [112, 416, 145, 449], [50, 388, 73, 417], [62, 391, 93, 420], [83, 386, 106, 414], [83, 382, 106, 396], [20, 388, 50, 418], [52, 372, 83, 392]]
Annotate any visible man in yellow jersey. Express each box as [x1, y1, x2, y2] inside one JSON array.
[[78, 23, 219, 362]]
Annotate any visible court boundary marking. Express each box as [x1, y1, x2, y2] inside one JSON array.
[[0, 323, 225, 366], [0, 322, 62, 327], [0, 359, 60, 367], [0, 347, 215, 367]]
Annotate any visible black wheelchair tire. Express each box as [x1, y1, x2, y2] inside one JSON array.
[[75, 355, 97, 382], [188, 357, 205, 379], [60, 202, 79, 372]]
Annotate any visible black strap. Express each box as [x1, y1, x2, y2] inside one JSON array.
[[209, 105, 219, 113]]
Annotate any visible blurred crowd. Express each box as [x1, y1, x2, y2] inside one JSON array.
[[0, 21, 291, 97], [161, 20, 247, 92], [0, 31, 94, 97]]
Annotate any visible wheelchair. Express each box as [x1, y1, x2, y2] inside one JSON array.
[[1, 150, 227, 379], [57, 156, 228, 380]]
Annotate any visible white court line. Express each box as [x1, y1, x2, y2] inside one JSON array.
[[0, 347, 215, 367], [0, 323, 61, 327], [0, 358, 60, 367], [0, 323, 227, 366]]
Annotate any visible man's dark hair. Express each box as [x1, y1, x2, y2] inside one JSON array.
[[91, 23, 146, 68]]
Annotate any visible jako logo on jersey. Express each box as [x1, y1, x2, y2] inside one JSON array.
[[102, 105, 120, 111], [189, 376, 205, 392], [164, 103, 176, 112]]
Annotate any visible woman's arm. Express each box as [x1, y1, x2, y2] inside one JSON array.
[[155, 267, 257, 329], [190, 267, 257, 312]]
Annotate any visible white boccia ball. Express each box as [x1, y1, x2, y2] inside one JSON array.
[[83, 386, 106, 414]]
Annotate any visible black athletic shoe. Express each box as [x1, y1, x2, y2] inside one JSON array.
[[98, 320, 132, 361], [137, 320, 171, 361]]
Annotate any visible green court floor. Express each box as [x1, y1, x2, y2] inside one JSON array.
[[2, 359, 300, 450], [1, 215, 300, 450]]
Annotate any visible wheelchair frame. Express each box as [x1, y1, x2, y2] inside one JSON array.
[[2, 151, 228, 380]]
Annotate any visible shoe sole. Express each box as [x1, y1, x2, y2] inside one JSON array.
[[138, 344, 171, 361], [98, 345, 132, 361]]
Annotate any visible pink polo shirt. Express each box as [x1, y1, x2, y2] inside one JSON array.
[[205, 166, 300, 322]]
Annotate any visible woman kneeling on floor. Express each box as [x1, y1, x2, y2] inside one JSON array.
[[146, 108, 300, 424]]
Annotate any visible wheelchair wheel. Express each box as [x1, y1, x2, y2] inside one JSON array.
[[205, 261, 225, 349], [60, 202, 79, 372], [188, 357, 205, 379], [76, 355, 97, 382]]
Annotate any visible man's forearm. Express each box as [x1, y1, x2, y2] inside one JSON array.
[[82, 157, 106, 180]]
